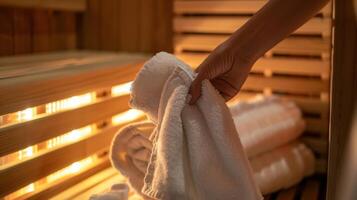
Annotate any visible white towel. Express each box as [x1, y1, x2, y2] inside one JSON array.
[[112, 52, 262, 200], [110, 123, 315, 196], [229, 96, 305, 157], [251, 141, 315, 194]]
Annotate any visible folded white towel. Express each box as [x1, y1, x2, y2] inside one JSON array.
[[229, 96, 305, 157], [251, 141, 315, 194], [110, 123, 315, 196], [112, 52, 262, 200]]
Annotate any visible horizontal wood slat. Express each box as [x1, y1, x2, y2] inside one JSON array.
[[174, 16, 331, 36], [0, 0, 87, 12], [50, 165, 119, 200], [301, 180, 320, 200], [276, 187, 297, 200], [175, 35, 331, 56], [22, 158, 111, 200], [243, 75, 329, 94], [0, 51, 93, 66], [0, 124, 119, 197], [177, 53, 330, 76], [0, 95, 130, 157], [305, 117, 328, 134], [0, 53, 147, 115], [302, 136, 328, 155], [174, 1, 332, 17], [0, 53, 120, 79]]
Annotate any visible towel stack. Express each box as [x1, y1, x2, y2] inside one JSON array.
[[229, 96, 315, 194]]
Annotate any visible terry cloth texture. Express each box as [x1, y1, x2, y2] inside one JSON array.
[[111, 52, 262, 200]]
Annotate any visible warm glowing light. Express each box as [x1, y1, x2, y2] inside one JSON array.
[[47, 126, 94, 149], [46, 157, 95, 183], [17, 108, 36, 122], [112, 109, 145, 125], [46, 93, 96, 114], [6, 156, 97, 199], [111, 82, 132, 96], [18, 146, 37, 160]]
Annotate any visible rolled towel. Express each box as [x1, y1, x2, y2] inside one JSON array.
[[250, 141, 315, 194], [110, 121, 154, 195], [229, 96, 305, 157], [110, 123, 315, 195]]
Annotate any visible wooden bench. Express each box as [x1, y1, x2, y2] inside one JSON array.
[[0, 51, 149, 199]]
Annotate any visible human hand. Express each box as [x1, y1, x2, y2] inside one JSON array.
[[189, 43, 254, 104]]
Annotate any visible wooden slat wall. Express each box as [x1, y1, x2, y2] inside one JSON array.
[[80, 0, 173, 53], [0, 0, 86, 12], [0, 6, 78, 57], [174, 0, 332, 172], [0, 52, 148, 198]]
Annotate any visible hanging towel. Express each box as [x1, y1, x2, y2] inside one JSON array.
[[229, 96, 305, 157], [112, 52, 262, 200]]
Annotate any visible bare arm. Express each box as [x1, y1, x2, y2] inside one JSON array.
[[189, 0, 330, 103]]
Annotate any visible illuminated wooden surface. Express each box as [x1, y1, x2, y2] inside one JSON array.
[[0, 52, 147, 115], [174, 1, 332, 17], [0, 0, 86, 12], [0, 95, 130, 157], [0, 51, 149, 198]]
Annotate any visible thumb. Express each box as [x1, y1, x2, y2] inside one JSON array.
[[189, 70, 206, 105]]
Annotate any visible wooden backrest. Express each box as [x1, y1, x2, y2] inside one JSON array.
[[173, 0, 332, 173], [0, 0, 86, 12], [0, 51, 148, 199]]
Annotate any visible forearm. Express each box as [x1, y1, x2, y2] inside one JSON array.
[[227, 0, 330, 63]]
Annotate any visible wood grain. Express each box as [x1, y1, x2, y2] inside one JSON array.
[[13, 8, 32, 54], [32, 9, 52, 52], [177, 53, 330, 76], [0, 7, 14, 56], [0, 0, 86, 12], [327, 0, 357, 199], [174, 1, 332, 17], [175, 35, 331, 57], [21, 158, 111, 200], [0, 53, 147, 115], [0, 124, 119, 197], [0, 95, 130, 157], [174, 16, 331, 36]]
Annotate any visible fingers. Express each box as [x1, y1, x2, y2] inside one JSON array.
[[189, 73, 204, 105], [210, 78, 237, 101]]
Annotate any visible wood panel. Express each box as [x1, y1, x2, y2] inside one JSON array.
[[13, 8, 32, 54], [175, 35, 330, 57], [174, 17, 331, 36], [173, 0, 332, 166], [22, 158, 111, 200], [0, 124, 118, 197], [0, 53, 148, 115], [243, 75, 329, 94], [0, 0, 86, 12], [327, 0, 357, 199], [0, 95, 130, 157], [81, 0, 173, 53], [0, 6, 79, 57], [174, 1, 332, 17], [49, 165, 118, 200], [0, 7, 14, 56]]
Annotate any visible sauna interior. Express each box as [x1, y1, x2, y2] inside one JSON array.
[[0, 0, 356, 200]]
